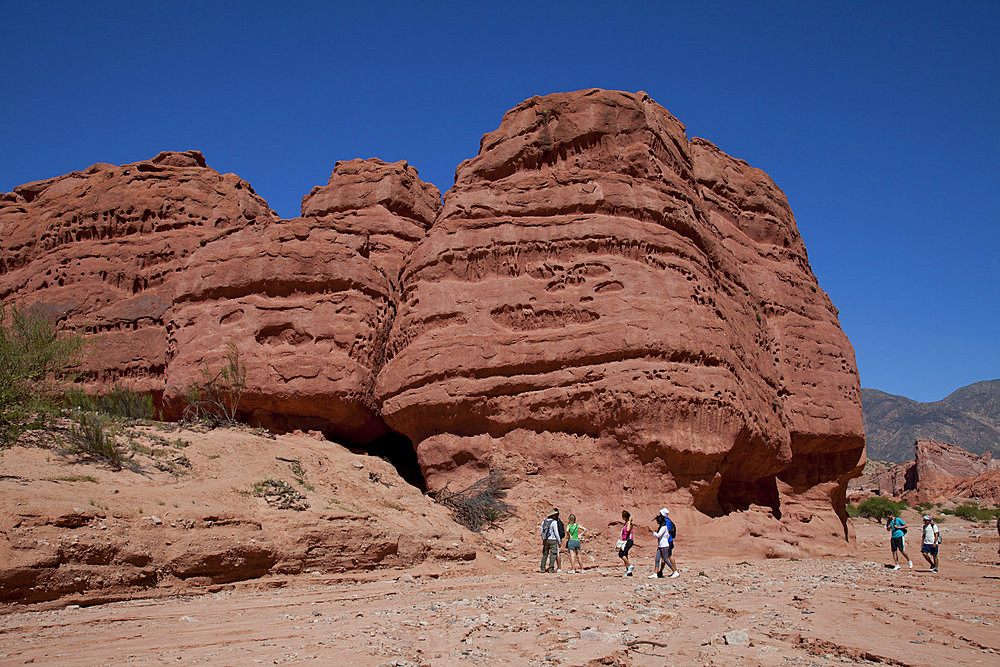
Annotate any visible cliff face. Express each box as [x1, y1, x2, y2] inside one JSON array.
[[376, 91, 863, 546], [163, 159, 440, 441], [0, 150, 273, 398], [2, 90, 864, 553]]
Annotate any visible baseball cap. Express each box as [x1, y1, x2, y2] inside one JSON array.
[[923, 514, 932, 520]]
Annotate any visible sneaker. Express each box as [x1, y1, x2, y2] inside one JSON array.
[[626, 565, 634, 574], [908, 561, 913, 569], [892, 565, 900, 571], [931, 567, 938, 573], [648, 574, 658, 579], [568, 570, 576, 574], [669, 570, 680, 578], [556, 569, 562, 573]]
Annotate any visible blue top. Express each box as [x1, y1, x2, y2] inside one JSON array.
[[887, 516, 905, 539]]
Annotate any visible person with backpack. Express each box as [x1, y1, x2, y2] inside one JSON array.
[[886, 511, 912, 570], [920, 514, 941, 572], [540, 509, 561, 573], [649, 511, 679, 578]]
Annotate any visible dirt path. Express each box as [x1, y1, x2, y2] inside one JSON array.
[[2, 518, 998, 666]]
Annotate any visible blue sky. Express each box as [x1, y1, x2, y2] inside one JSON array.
[[2, 1, 997, 402]]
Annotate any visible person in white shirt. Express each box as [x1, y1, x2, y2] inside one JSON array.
[[648, 513, 678, 578], [920, 514, 941, 573]]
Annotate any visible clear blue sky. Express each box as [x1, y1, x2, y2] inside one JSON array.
[[2, 1, 997, 402]]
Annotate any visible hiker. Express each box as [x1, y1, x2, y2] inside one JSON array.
[[565, 513, 587, 573], [886, 512, 912, 570], [996, 514, 1000, 555], [649, 509, 678, 578], [618, 510, 634, 576], [920, 514, 941, 572], [555, 511, 567, 572], [540, 509, 561, 573]]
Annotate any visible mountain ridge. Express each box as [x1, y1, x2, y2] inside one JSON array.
[[862, 379, 1000, 462]]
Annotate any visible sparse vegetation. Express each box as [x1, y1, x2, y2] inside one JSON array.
[[182, 343, 247, 426], [66, 384, 155, 421], [847, 496, 907, 519], [432, 471, 513, 532], [250, 478, 308, 510], [0, 303, 84, 446], [941, 502, 1000, 522], [68, 411, 125, 468]]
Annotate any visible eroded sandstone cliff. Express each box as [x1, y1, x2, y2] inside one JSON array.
[[1, 89, 864, 558], [376, 90, 864, 549]]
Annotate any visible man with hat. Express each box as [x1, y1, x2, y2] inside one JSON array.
[[540, 508, 561, 573], [920, 514, 941, 573]]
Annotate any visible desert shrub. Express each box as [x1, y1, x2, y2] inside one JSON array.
[[69, 411, 124, 468], [66, 384, 156, 421], [98, 384, 156, 420], [941, 503, 1000, 522], [852, 496, 907, 519], [0, 303, 84, 446], [250, 477, 308, 510], [433, 471, 513, 532], [182, 343, 247, 425]]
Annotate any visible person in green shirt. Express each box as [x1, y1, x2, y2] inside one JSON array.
[[565, 514, 587, 573]]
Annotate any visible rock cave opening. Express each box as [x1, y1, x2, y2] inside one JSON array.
[[351, 431, 426, 492]]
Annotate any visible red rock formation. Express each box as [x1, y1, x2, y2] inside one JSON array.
[[3, 90, 865, 558], [376, 90, 864, 550], [866, 438, 999, 502], [0, 150, 274, 396], [163, 159, 440, 440]]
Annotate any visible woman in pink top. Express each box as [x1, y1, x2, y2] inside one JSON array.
[[618, 510, 634, 576]]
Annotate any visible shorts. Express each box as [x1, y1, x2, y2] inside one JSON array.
[[618, 539, 633, 559], [566, 539, 581, 551], [891, 536, 905, 552], [921, 543, 938, 556]]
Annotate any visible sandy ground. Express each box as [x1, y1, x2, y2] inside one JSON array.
[[1, 515, 999, 666]]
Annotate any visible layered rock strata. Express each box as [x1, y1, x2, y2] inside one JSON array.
[[2, 89, 865, 557], [0, 151, 273, 397], [163, 159, 440, 440], [376, 90, 864, 545]]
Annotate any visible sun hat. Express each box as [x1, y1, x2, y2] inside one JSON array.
[[549, 508, 559, 517]]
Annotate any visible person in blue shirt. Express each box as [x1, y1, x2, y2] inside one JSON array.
[[885, 512, 912, 570]]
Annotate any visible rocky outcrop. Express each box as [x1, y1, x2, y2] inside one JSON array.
[[866, 438, 1000, 502], [376, 90, 863, 548], [0, 426, 475, 605], [163, 159, 440, 441], [3, 89, 864, 560], [0, 150, 275, 397]]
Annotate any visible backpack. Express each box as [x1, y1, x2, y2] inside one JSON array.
[[557, 518, 566, 540], [541, 518, 555, 538], [667, 517, 676, 539]]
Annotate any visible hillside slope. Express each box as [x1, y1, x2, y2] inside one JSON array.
[[862, 379, 1000, 461]]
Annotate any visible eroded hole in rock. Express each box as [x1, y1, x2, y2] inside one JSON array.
[[349, 430, 426, 492], [715, 476, 781, 519]]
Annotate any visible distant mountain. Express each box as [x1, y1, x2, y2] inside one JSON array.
[[862, 379, 1000, 462]]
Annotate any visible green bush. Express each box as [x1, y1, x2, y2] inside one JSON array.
[[849, 496, 907, 519], [0, 303, 84, 446], [67, 384, 156, 421], [941, 502, 1000, 522], [182, 343, 247, 425], [69, 411, 124, 468]]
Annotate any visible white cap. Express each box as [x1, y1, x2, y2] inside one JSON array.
[[660, 507, 669, 516], [923, 515, 932, 520]]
